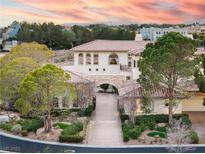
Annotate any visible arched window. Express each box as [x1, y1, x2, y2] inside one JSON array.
[[86, 53, 91, 65], [109, 53, 118, 65], [93, 54, 99, 65], [78, 53, 84, 65], [133, 60, 136, 67]]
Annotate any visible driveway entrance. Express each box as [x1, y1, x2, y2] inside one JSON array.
[[184, 111, 205, 144], [87, 93, 123, 146]]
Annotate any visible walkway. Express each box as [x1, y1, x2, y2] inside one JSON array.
[[87, 93, 123, 146]]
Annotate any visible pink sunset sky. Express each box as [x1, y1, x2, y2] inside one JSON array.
[[0, 0, 205, 27]]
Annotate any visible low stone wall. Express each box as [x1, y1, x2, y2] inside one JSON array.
[[0, 131, 205, 153]]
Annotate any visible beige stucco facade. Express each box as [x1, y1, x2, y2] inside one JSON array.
[[182, 92, 205, 112]]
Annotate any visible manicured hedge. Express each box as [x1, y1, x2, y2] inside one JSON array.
[[147, 131, 166, 138], [51, 109, 70, 117], [59, 134, 83, 143], [59, 122, 84, 143], [135, 114, 191, 125], [53, 123, 70, 129]]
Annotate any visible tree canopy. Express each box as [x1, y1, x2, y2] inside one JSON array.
[[138, 32, 197, 123], [0, 42, 53, 68], [16, 22, 135, 49], [15, 64, 76, 132], [0, 57, 39, 106], [194, 54, 205, 92]]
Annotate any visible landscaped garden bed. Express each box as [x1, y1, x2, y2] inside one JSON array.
[[0, 105, 94, 144], [120, 109, 199, 145]]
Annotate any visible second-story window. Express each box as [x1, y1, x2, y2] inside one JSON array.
[[133, 60, 136, 67], [78, 53, 84, 65], [93, 54, 99, 65], [86, 53, 91, 65], [109, 53, 118, 65]]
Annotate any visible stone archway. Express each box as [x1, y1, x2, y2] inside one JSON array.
[[85, 75, 125, 91], [97, 83, 119, 94]]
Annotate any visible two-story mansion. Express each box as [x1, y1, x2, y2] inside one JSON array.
[[62, 40, 149, 88]]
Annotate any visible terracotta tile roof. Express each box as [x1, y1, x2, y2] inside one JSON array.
[[119, 80, 184, 99], [66, 70, 94, 83], [70, 40, 149, 55]]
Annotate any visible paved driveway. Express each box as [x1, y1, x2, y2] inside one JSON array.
[[87, 93, 123, 146], [184, 111, 205, 144]]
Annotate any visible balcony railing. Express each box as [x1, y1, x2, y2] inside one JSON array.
[[120, 65, 131, 72]]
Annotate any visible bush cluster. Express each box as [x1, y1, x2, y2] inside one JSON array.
[[0, 123, 13, 131], [51, 109, 70, 117], [190, 130, 199, 144], [18, 118, 44, 133], [58, 122, 84, 143], [120, 109, 193, 142], [147, 131, 166, 138], [77, 105, 94, 117]]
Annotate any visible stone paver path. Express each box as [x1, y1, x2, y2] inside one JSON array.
[[87, 93, 123, 146]]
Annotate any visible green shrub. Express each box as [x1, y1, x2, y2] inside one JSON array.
[[53, 123, 70, 129], [59, 134, 83, 143], [155, 127, 166, 133], [147, 131, 166, 138], [135, 116, 156, 130], [147, 119, 156, 130], [11, 124, 22, 133], [60, 123, 83, 136], [123, 131, 130, 142], [73, 122, 83, 132], [51, 109, 70, 117], [119, 109, 129, 122], [0, 123, 13, 131], [21, 119, 44, 132], [77, 105, 94, 117], [190, 130, 199, 144], [129, 127, 143, 139], [84, 105, 94, 117], [181, 115, 191, 126], [59, 122, 84, 143], [122, 124, 129, 142], [69, 108, 81, 112]]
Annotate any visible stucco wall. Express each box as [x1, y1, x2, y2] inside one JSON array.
[[152, 99, 182, 114], [73, 51, 128, 75], [182, 93, 205, 112]]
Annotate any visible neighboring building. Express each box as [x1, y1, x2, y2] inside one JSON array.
[[62, 40, 149, 85], [1, 22, 20, 51], [135, 33, 143, 41], [2, 40, 18, 51], [140, 27, 192, 41], [2, 22, 20, 40], [187, 25, 205, 34]]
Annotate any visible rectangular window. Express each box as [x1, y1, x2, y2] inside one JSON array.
[[93, 54, 99, 65]]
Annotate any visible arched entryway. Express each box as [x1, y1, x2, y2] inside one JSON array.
[[96, 83, 119, 95]]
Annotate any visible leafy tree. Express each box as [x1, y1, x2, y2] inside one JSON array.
[[0, 57, 38, 107], [138, 32, 197, 123], [17, 22, 76, 50], [15, 64, 76, 132], [194, 54, 205, 92], [0, 42, 53, 68]]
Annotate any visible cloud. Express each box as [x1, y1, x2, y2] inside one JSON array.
[[1, 0, 204, 26]]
